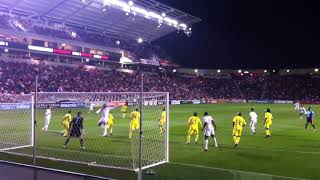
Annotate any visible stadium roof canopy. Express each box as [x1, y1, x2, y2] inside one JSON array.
[[0, 0, 201, 42]]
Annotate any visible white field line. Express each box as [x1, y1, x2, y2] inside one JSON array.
[[170, 162, 308, 180]]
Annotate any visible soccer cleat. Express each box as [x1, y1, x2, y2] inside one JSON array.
[[234, 144, 238, 148], [80, 146, 86, 150], [63, 145, 66, 149], [185, 142, 190, 145], [195, 141, 198, 144], [203, 149, 208, 152], [265, 135, 270, 138]]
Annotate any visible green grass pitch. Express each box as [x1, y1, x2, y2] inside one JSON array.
[[1, 103, 320, 180]]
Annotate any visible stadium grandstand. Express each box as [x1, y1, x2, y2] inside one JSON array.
[[0, 0, 320, 180]]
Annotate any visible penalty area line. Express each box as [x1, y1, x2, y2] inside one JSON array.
[[170, 162, 307, 180]]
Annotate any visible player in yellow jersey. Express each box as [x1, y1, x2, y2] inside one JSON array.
[[121, 102, 128, 118], [186, 112, 202, 144], [264, 108, 273, 138], [107, 113, 114, 135], [159, 107, 166, 134], [232, 112, 246, 147], [61, 110, 72, 137], [129, 108, 140, 139]]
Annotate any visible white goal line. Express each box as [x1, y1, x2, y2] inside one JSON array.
[[0, 144, 33, 152], [171, 162, 307, 180]]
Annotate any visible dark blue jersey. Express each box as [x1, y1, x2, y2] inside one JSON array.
[[306, 110, 314, 119]]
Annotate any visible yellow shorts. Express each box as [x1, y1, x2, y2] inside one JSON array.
[[160, 120, 166, 126], [130, 122, 140, 130], [265, 122, 272, 129], [62, 121, 69, 129], [107, 123, 113, 129], [233, 127, 243, 137], [188, 127, 199, 136]]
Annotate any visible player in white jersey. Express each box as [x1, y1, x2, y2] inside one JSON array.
[[299, 105, 307, 119], [42, 105, 52, 132], [249, 108, 258, 134], [294, 102, 300, 112], [96, 103, 115, 137], [203, 112, 218, 151], [88, 102, 95, 113]]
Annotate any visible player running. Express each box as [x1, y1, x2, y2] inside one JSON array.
[[305, 107, 316, 130], [88, 102, 95, 113], [120, 102, 128, 118], [63, 112, 85, 149], [232, 112, 246, 147], [264, 108, 273, 138], [61, 110, 72, 137], [203, 112, 218, 151], [294, 101, 300, 112], [249, 108, 258, 134], [299, 105, 307, 119], [159, 107, 166, 134], [42, 105, 52, 132], [186, 112, 202, 144], [129, 108, 140, 139], [107, 113, 114, 135], [96, 103, 115, 137]]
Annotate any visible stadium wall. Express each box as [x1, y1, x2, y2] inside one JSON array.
[[169, 99, 294, 105]]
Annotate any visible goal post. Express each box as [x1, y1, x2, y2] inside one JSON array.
[[32, 92, 169, 171]]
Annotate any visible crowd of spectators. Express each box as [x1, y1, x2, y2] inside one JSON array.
[[0, 59, 319, 101]]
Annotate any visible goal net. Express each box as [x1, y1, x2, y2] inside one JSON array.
[[0, 94, 34, 154], [33, 92, 169, 171]]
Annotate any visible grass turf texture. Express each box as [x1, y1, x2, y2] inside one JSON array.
[[0, 103, 319, 180]]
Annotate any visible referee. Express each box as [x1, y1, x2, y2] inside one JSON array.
[[64, 111, 85, 149], [305, 107, 316, 130]]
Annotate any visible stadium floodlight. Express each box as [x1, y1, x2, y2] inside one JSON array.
[[61, 43, 66, 46], [101, 0, 192, 35], [116, 40, 121, 45], [195, 69, 198, 73], [4, 48, 8, 53], [244, 71, 249, 74], [71, 32, 77, 38], [286, 69, 290, 73], [138, 38, 143, 43], [217, 69, 221, 73], [264, 70, 267, 73], [273, 70, 276, 72], [86, 58, 90, 62], [315, 68, 319, 72], [238, 70, 242, 73], [173, 69, 177, 73]]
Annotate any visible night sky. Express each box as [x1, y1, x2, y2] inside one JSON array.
[[154, 0, 320, 69]]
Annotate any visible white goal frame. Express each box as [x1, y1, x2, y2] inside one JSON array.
[[33, 92, 169, 172]]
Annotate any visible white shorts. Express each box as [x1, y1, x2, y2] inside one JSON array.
[[45, 116, 51, 125], [250, 120, 257, 124], [204, 128, 215, 137], [99, 118, 108, 127]]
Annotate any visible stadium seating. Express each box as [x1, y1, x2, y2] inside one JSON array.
[[0, 14, 164, 61], [0, 58, 319, 101]]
